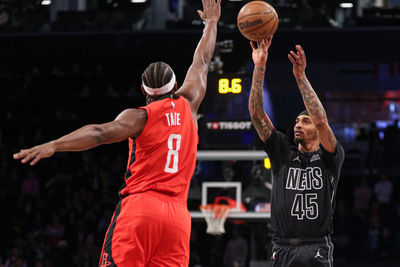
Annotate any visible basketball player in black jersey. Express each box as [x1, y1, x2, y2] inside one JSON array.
[[248, 38, 345, 267]]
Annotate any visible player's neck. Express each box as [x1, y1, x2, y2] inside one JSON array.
[[298, 141, 319, 153], [147, 93, 178, 104]]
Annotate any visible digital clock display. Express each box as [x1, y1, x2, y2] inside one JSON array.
[[218, 78, 242, 94]]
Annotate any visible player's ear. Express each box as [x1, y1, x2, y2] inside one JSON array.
[[171, 83, 178, 93], [141, 85, 146, 95]]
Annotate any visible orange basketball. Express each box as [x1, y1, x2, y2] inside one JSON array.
[[237, 1, 279, 42]]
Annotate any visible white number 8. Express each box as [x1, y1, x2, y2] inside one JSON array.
[[164, 134, 181, 173]]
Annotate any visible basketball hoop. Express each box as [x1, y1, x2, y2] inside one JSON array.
[[199, 204, 231, 235]]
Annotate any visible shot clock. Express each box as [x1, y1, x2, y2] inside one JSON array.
[[200, 74, 256, 149], [204, 74, 250, 119], [218, 78, 242, 94]]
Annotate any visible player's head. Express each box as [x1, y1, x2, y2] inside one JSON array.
[[141, 62, 178, 104], [294, 110, 318, 145]]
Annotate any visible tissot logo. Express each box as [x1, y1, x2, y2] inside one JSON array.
[[207, 121, 252, 130], [239, 19, 263, 30], [211, 122, 219, 130]]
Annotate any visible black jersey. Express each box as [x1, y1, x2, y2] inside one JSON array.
[[262, 129, 345, 238]]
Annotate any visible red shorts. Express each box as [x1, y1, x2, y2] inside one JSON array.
[[99, 191, 191, 267]]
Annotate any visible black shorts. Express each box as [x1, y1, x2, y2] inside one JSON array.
[[271, 236, 334, 267]]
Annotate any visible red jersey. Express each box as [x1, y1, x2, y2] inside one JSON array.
[[119, 95, 198, 201]]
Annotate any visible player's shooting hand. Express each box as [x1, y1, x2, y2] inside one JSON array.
[[288, 45, 307, 78], [250, 36, 273, 66], [197, 0, 221, 23], [13, 142, 56, 166]]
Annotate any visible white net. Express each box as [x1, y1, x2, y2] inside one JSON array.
[[199, 204, 231, 235]]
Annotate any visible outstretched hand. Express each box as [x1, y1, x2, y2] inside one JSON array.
[[197, 0, 221, 23], [288, 45, 307, 78], [13, 142, 56, 166], [250, 36, 273, 66]]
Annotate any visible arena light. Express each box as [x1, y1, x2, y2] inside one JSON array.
[[340, 3, 353, 8], [131, 0, 147, 3], [41, 0, 51, 5], [390, 102, 395, 112]]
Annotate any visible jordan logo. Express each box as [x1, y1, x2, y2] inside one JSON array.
[[314, 249, 324, 259], [310, 154, 321, 162], [171, 101, 175, 110], [292, 156, 301, 162], [100, 252, 112, 267]]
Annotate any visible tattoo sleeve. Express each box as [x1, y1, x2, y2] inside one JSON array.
[[296, 76, 337, 151], [296, 77, 327, 124], [249, 66, 274, 143]]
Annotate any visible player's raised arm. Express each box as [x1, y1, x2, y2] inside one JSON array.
[[176, 0, 221, 114], [248, 37, 274, 143], [13, 108, 147, 165], [288, 45, 337, 153]]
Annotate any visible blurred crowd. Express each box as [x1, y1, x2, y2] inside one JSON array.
[[332, 172, 400, 264], [1, 62, 400, 266], [0, 0, 399, 33]]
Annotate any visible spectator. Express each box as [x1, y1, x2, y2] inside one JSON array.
[[222, 161, 234, 182], [354, 177, 372, 214], [356, 126, 368, 141], [368, 217, 380, 260], [223, 226, 248, 267], [7, 168, 22, 196], [48, 240, 73, 267], [374, 174, 393, 223], [379, 226, 393, 260], [4, 246, 27, 267], [395, 204, 400, 255], [20, 171, 40, 197], [296, 0, 314, 28], [77, 234, 98, 267], [383, 119, 400, 166], [189, 228, 203, 267], [374, 174, 393, 205], [366, 122, 380, 171], [45, 214, 65, 248]]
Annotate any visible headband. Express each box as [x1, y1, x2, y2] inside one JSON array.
[[142, 72, 176, 96]]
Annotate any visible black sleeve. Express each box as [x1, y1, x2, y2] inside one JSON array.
[[261, 129, 291, 175], [321, 142, 345, 177]]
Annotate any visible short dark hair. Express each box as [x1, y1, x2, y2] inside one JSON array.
[[298, 110, 309, 117], [142, 62, 174, 89]]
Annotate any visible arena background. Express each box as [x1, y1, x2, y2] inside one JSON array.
[[1, 0, 400, 266]]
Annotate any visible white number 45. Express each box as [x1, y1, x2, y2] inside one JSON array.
[[291, 193, 318, 220]]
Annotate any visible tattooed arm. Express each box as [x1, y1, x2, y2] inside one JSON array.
[[288, 45, 337, 153], [248, 37, 274, 143]]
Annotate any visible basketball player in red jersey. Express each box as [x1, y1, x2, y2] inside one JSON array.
[[13, 1, 221, 266]]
